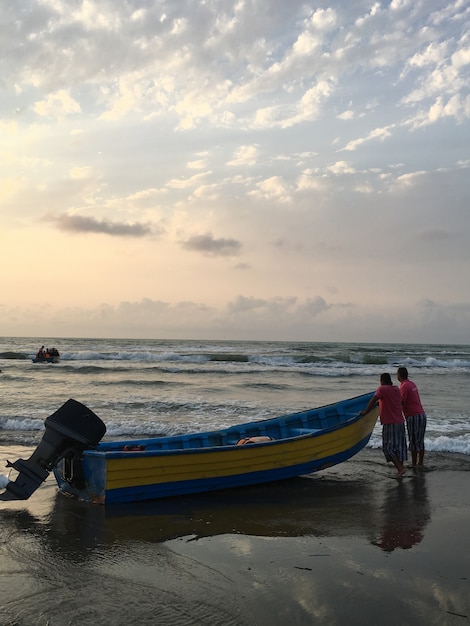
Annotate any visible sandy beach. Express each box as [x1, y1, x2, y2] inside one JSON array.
[[1, 446, 469, 626]]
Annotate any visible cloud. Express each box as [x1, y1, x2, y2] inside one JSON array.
[[414, 228, 454, 243], [390, 170, 428, 189], [408, 93, 470, 128], [405, 42, 449, 71], [327, 160, 356, 175], [250, 176, 292, 202], [34, 90, 81, 119], [337, 110, 355, 120], [227, 145, 259, 167], [341, 126, 395, 151], [187, 158, 208, 170], [298, 296, 330, 317], [0, 120, 19, 135], [69, 166, 102, 180], [310, 7, 337, 31], [234, 262, 252, 270], [296, 171, 326, 192], [167, 172, 209, 189], [2, 294, 470, 343], [252, 79, 334, 129], [181, 233, 241, 256], [400, 36, 470, 129], [47, 213, 153, 237], [416, 299, 470, 338], [226, 295, 329, 322]]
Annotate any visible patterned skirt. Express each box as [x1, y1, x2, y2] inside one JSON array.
[[406, 413, 427, 452], [382, 422, 408, 462]]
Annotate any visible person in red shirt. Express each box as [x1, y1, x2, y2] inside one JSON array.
[[397, 367, 427, 466], [361, 372, 407, 478]]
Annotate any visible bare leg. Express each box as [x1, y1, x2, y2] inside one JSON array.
[[411, 451, 417, 466], [417, 450, 425, 466], [391, 457, 406, 479]]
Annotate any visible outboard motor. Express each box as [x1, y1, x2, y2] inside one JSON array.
[[1, 399, 106, 500]]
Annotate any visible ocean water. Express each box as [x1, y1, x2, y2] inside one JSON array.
[[1, 336, 469, 455]]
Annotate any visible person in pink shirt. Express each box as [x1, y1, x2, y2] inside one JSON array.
[[361, 372, 407, 479], [397, 367, 427, 466]]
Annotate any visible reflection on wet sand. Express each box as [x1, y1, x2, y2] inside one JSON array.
[[2, 452, 469, 626], [1, 470, 432, 558], [372, 470, 431, 552], [1, 475, 388, 626], [46, 475, 382, 554]]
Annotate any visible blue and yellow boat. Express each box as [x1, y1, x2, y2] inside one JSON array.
[[1, 393, 378, 505]]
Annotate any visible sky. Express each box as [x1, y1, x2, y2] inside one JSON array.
[[1, 0, 469, 344]]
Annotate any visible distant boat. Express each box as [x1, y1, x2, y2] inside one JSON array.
[[32, 355, 60, 363], [0, 393, 379, 505], [32, 347, 60, 363]]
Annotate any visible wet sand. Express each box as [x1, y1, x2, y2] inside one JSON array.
[[1, 446, 469, 625]]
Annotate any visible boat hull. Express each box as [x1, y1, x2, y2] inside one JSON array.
[[53, 393, 378, 504]]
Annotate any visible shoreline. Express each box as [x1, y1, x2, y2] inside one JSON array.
[[1, 447, 469, 625]]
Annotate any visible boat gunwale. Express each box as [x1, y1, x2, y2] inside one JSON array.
[[84, 392, 375, 459]]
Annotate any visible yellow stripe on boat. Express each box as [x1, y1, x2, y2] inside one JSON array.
[[104, 409, 378, 491]]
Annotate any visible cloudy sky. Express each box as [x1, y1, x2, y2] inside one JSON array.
[[1, 0, 469, 343]]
